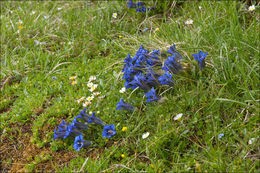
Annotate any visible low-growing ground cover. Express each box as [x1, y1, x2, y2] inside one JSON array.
[[0, 1, 259, 172]]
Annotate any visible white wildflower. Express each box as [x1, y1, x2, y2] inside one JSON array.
[[86, 96, 94, 102], [87, 82, 94, 88], [185, 19, 193, 25], [248, 5, 255, 11], [248, 138, 256, 145], [77, 97, 85, 104], [83, 101, 91, 107], [174, 113, 183, 121], [119, 87, 126, 93], [89, 84, 98, 92], [89, 76, 96, 82], [112, 13, 117, 18], [142, 132, 150, 139], [92, 92, 101, 97]]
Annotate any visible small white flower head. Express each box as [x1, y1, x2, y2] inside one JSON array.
[[142, 132, 150, 139], [68, 41, 73, 45], [249, 5, 255, 11], [57, 7, 62, 11], [248, 138, 256, 145], [112, 13, 117, 18], [89, 76, 96, 82], [18, 19, 23, 24], [83, 101, 91, 107], [30, 11, 36, 15], [119, 87, 126, 93], [92, 92, 101, 97], [86, 96, 94, 102], [199, 6, 202, 10], [89, 111, 93, 115], [87, 82, 94, 88], [44, 16, 49, 19], [89, 84, 98, 92], [174, 113, 183, 121], [185, 19, 193, 25], [97, 111, 100, 114], [77, 97, 85, 104]]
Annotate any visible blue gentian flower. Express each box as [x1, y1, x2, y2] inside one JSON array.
[[158, 72, 174, 86], [87, 112, 105, 126], [53, 127, 66, 141], [127, 1, 136, 8], [167, 44, 183, 60], [162, 55, 183, 74], [136, 6, 147, 13], [71, 118, 88, 130], [63, 124, 83, 139], [152, 49, 160, 56], [79, 108, 92, 121], [218, 133, 224, 139], [192, 50, 208, 70], [129, 73, 150, 91], [53, 120, 68, 141], [136, 45, 149, 56], [145, 87, 160, 102], [144, 69, 160, 88], [57, 120, 67, 131], [102, 124, 116, 138], [73, 135, 91, 151], [52, 76, 57, 80], [123, 53, 133, 64], [116, 97, 135, 112], [136, 2, 146, 7]]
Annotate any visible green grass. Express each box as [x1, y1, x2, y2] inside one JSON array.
[[0, 1, 259, 172]]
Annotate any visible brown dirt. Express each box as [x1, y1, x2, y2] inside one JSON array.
[[0, 123, 76, 173]]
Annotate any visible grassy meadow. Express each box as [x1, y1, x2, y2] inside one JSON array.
[[0, 1, 259, 172]]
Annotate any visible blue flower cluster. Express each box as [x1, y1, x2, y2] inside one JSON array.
[[118, 44, 183, 106], [192, 51, 208, 70], [127, 1, 154, 13], [53, 108, 116, 151], [117, 44, 208, 107]]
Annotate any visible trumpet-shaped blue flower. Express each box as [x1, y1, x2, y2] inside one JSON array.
[[158, 72, 174, 86], [127, 1, 136, 8], [116, 97, 135, 112], [53, 120, 68, 141], [87, 112, 105, 126], [192, 50, 208, 69], [129, 73, 150, 91], [145, 87, 160, 102], [71, 118, 88, 130], [162, 55, 183, 74], [136, 6, 147, 13], [73, 135, 92, 151], [136, 2, 146, 7], [102, 124, 116, 138], [63, 124, 83, 139], [167, 44, 183, 60]]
